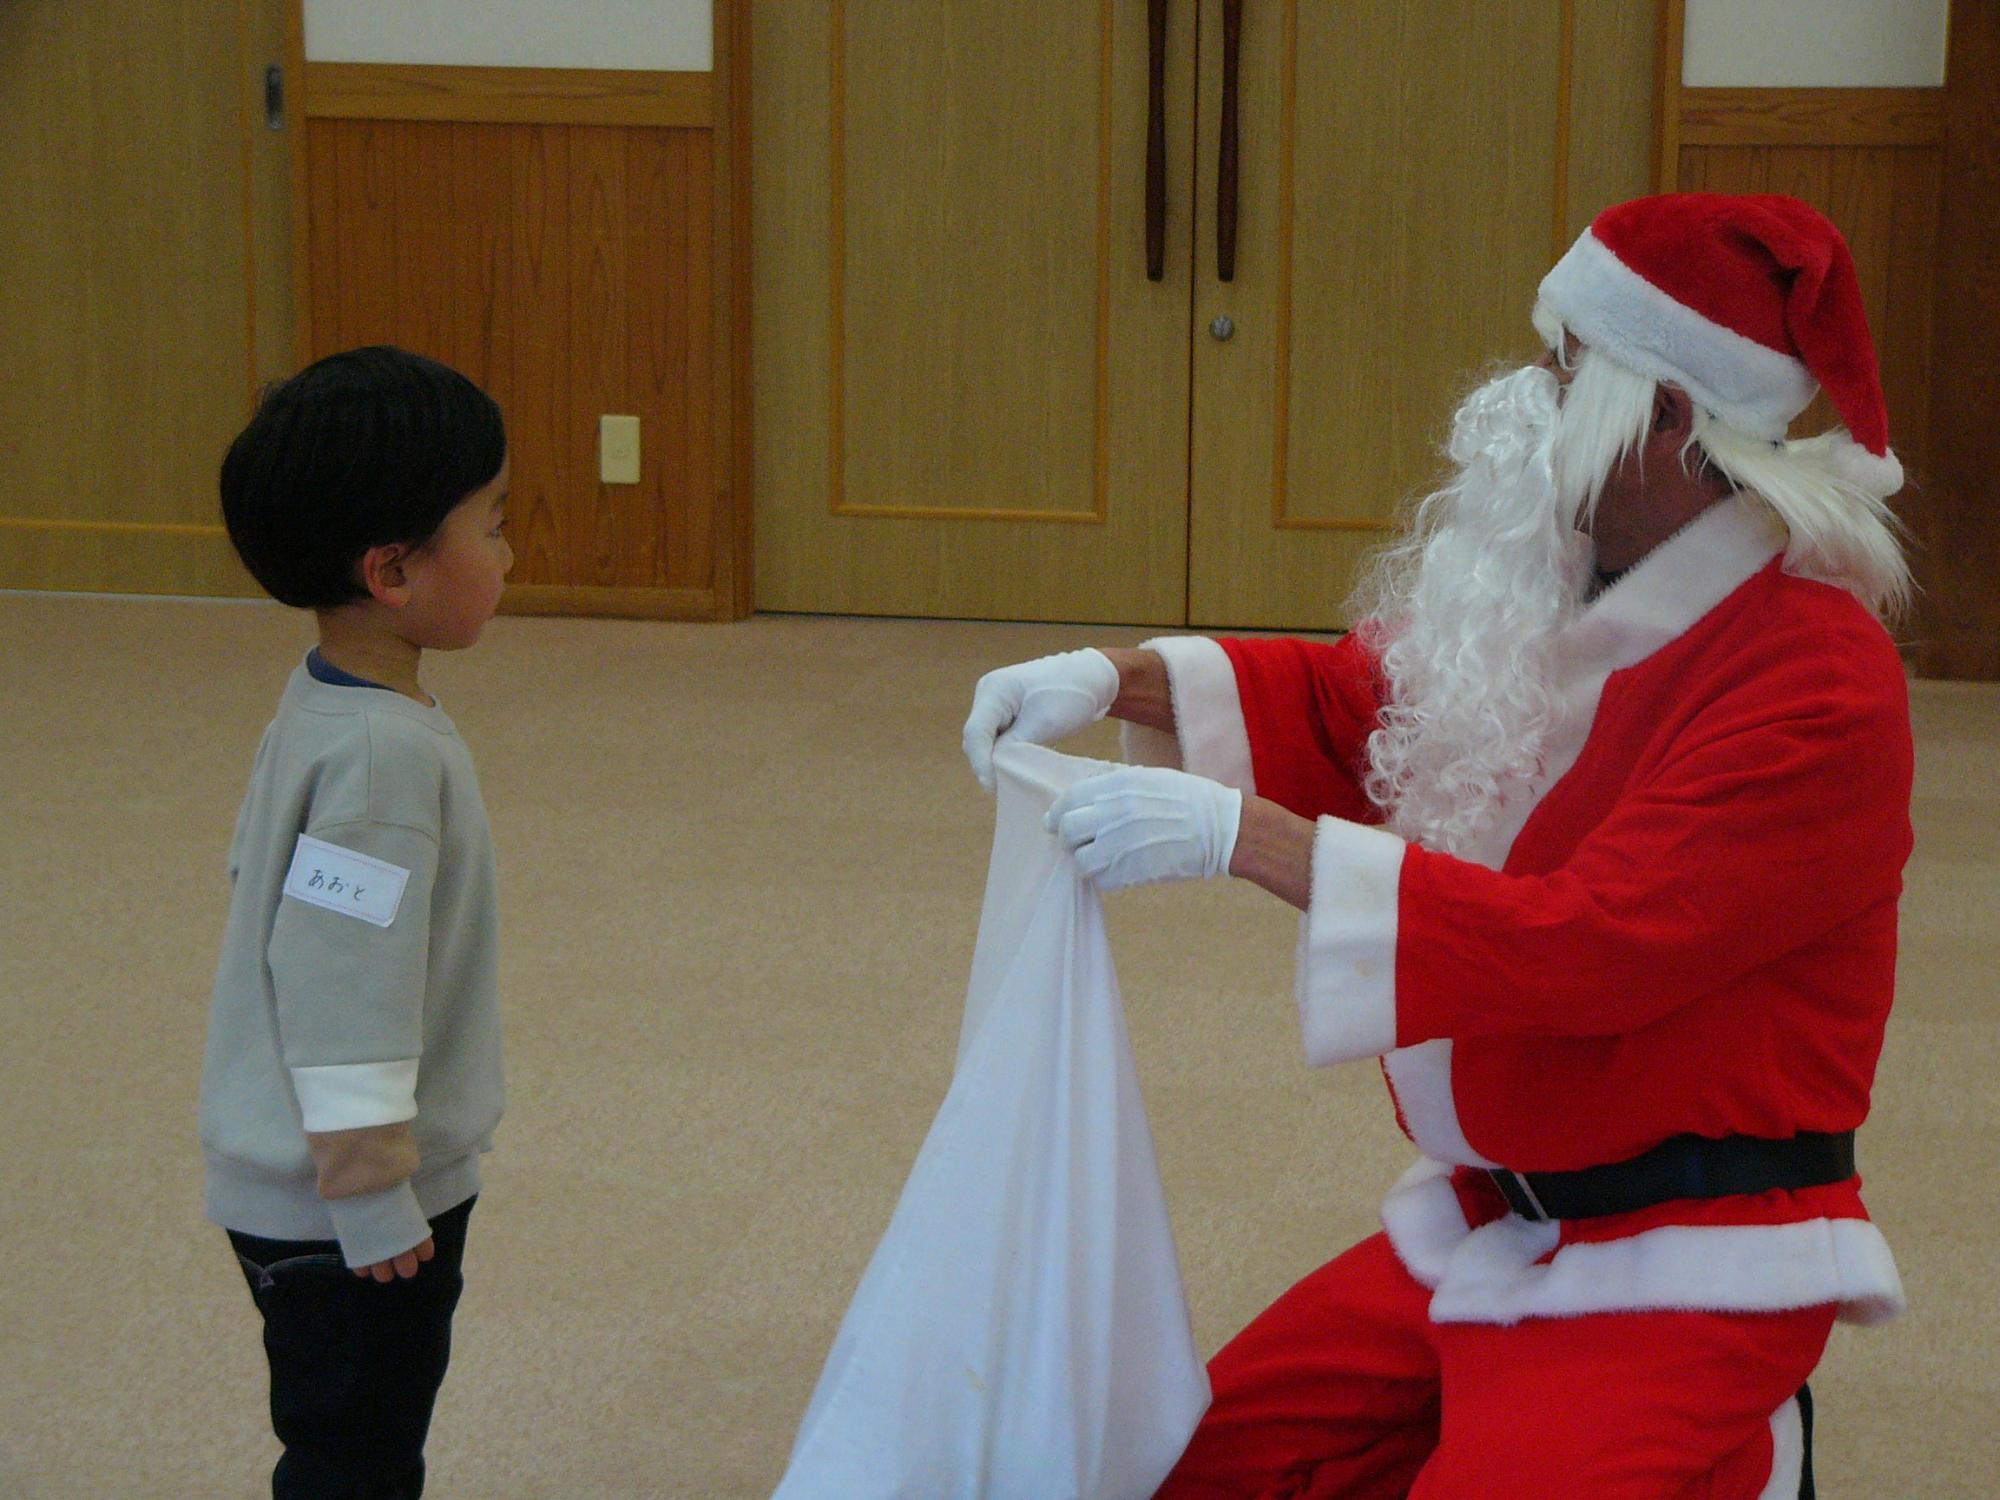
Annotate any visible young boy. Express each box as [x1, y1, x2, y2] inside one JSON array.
[[201, 346, 513, 1498]]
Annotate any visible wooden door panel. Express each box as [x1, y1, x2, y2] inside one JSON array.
[[0, 0, 289, 594], [754, 0, 1194, 624], [1188, 0, 1656, 631]]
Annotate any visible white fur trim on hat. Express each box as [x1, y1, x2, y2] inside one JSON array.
[[1539, 231, 1818, 442]]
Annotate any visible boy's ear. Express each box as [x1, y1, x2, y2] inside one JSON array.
[[357, 543, 413, 607]]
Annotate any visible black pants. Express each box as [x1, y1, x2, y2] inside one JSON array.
[[228, 1196, 475, 1500]]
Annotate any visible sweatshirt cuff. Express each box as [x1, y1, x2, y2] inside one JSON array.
[[1118, 636, 1256, 792], [290, 1059, 420, 1132], [1295, 816, 1405, 1065], [327, 1180, 433, 1269]]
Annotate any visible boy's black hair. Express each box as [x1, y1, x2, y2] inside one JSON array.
[[220, 346, 506, 609]]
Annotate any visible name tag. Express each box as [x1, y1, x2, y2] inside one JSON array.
[[283, 835, 410, 928]]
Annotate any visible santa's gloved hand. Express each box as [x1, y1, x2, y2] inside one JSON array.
[[962, 648, 1121, 794], [1044, 766, 1242, 890]]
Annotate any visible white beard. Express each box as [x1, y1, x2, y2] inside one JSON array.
[[1354, 365, 1593, 857]]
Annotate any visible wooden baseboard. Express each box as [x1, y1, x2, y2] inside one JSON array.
[[501, 583, 723, 621]]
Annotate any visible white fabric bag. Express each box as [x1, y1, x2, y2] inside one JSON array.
[[771, 742, 1210, 1500]]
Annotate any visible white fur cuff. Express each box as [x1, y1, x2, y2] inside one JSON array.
[[1130, 636, 1256, 793], [1296, 816, 1405, 1065]]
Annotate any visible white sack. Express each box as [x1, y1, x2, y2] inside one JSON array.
[[771, 742, 1209, 1500]]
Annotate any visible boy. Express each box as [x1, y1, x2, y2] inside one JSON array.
[[201, 346, 512, 1498]]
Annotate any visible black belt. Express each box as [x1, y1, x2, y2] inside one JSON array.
[[1486, 1131, 1856, 1223]]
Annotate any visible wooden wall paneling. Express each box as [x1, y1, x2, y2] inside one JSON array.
[[508, 123, 571, 589], [448, 123, 517, 406], [329, 122, 401, 346], [1679, 87, 1944, 147], [289, 21, 749, 621], [644, 129, 720, 593], [1668, 63, 1953, 668], [619, 125, 671, 591], [393, 123, 457, 365], [305, 62, 712, 129], [1923, 1, 2000, 678], [567, 125, 637, 590]]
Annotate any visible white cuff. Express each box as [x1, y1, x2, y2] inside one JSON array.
[[1120, 636, 1255, 792], [1296, 816, 1405, 1065], [290, 1059, 420, 1133]]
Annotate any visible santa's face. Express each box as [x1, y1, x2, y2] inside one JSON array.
[[1353, 361, 1594, 855]]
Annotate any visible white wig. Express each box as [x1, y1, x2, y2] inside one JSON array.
[[1533, 301, 1912, 622]]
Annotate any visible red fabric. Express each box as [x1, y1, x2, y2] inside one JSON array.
[[1220, 562, 1911, 1184], [1155, 1233, 1832, 1500], [1397, 563, 1911, 1173], [1218, 633, 1385, 825], [1592, 193, 1890, 455]]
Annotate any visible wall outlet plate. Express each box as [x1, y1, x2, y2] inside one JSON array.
[[599, 414, 641, 485]]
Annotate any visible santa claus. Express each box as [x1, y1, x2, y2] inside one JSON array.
[[961, 193, 1914, 1499]]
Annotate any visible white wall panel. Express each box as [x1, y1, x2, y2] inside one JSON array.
[[1685, 0, 1949, 87], [305, 0, 712, 71]]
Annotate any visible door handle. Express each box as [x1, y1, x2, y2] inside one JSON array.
[[1146, 0, 1167, 281], [1217, 0, 1241, 282]]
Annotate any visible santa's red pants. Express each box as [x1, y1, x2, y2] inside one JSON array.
[[1156, 1232, 1834, 1500]]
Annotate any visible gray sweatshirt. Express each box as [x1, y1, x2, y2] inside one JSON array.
[[200, 662, 504, 1266]]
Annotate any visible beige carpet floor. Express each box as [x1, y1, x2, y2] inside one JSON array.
[[1, 592, 1993, 1497]]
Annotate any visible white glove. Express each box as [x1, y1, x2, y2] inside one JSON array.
[[962, 648, 1122, 794], [1044, 766, 1242, 891]]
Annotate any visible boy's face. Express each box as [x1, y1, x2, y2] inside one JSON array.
[[401, 460, 513, 650]]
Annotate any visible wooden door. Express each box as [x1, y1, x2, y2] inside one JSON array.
[[752, 1, 1656, 630], [1187, 0, 1658, 630], [0, 0, 293, 596], [753, 1, 1195, 625]]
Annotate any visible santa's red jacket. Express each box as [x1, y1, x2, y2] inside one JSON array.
[[1127, 495, 1911, 1326]]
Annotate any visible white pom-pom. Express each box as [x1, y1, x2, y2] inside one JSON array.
[[1823, 439, 1903, 499]]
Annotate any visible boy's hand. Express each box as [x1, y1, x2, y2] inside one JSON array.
[[352, 1236, 436, 1283]]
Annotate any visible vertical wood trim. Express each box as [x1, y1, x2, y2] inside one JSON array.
[[1553, 0, 1575, 259], [287, 0, 311, 368], [1094, 0, 1114, 530], [827, 4, 845, 516], [1920, 0, 2000, 677], [711, 0, 755, 617], [1268, 0, 1296, 531], [1654, 0, 1684, 190], [236, 0, 259, 405]]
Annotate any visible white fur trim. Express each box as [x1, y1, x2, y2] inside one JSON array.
[[1380, 1159, 1906, 1327], [1539, 232, 1817, 441], [1296, 817, 1404, 1065], [1822, 437, 1904, 498], [1384, 1042, 1499, 1167], [290, 1059, 420, 1133], [1759, 1396, 1804, 1500], [1125, 636, 1256, 793]]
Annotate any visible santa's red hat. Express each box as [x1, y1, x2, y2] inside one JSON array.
[[1537, 193, 1901, 496]]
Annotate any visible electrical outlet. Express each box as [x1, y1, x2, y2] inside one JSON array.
[[599, 415, 641, 485]]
